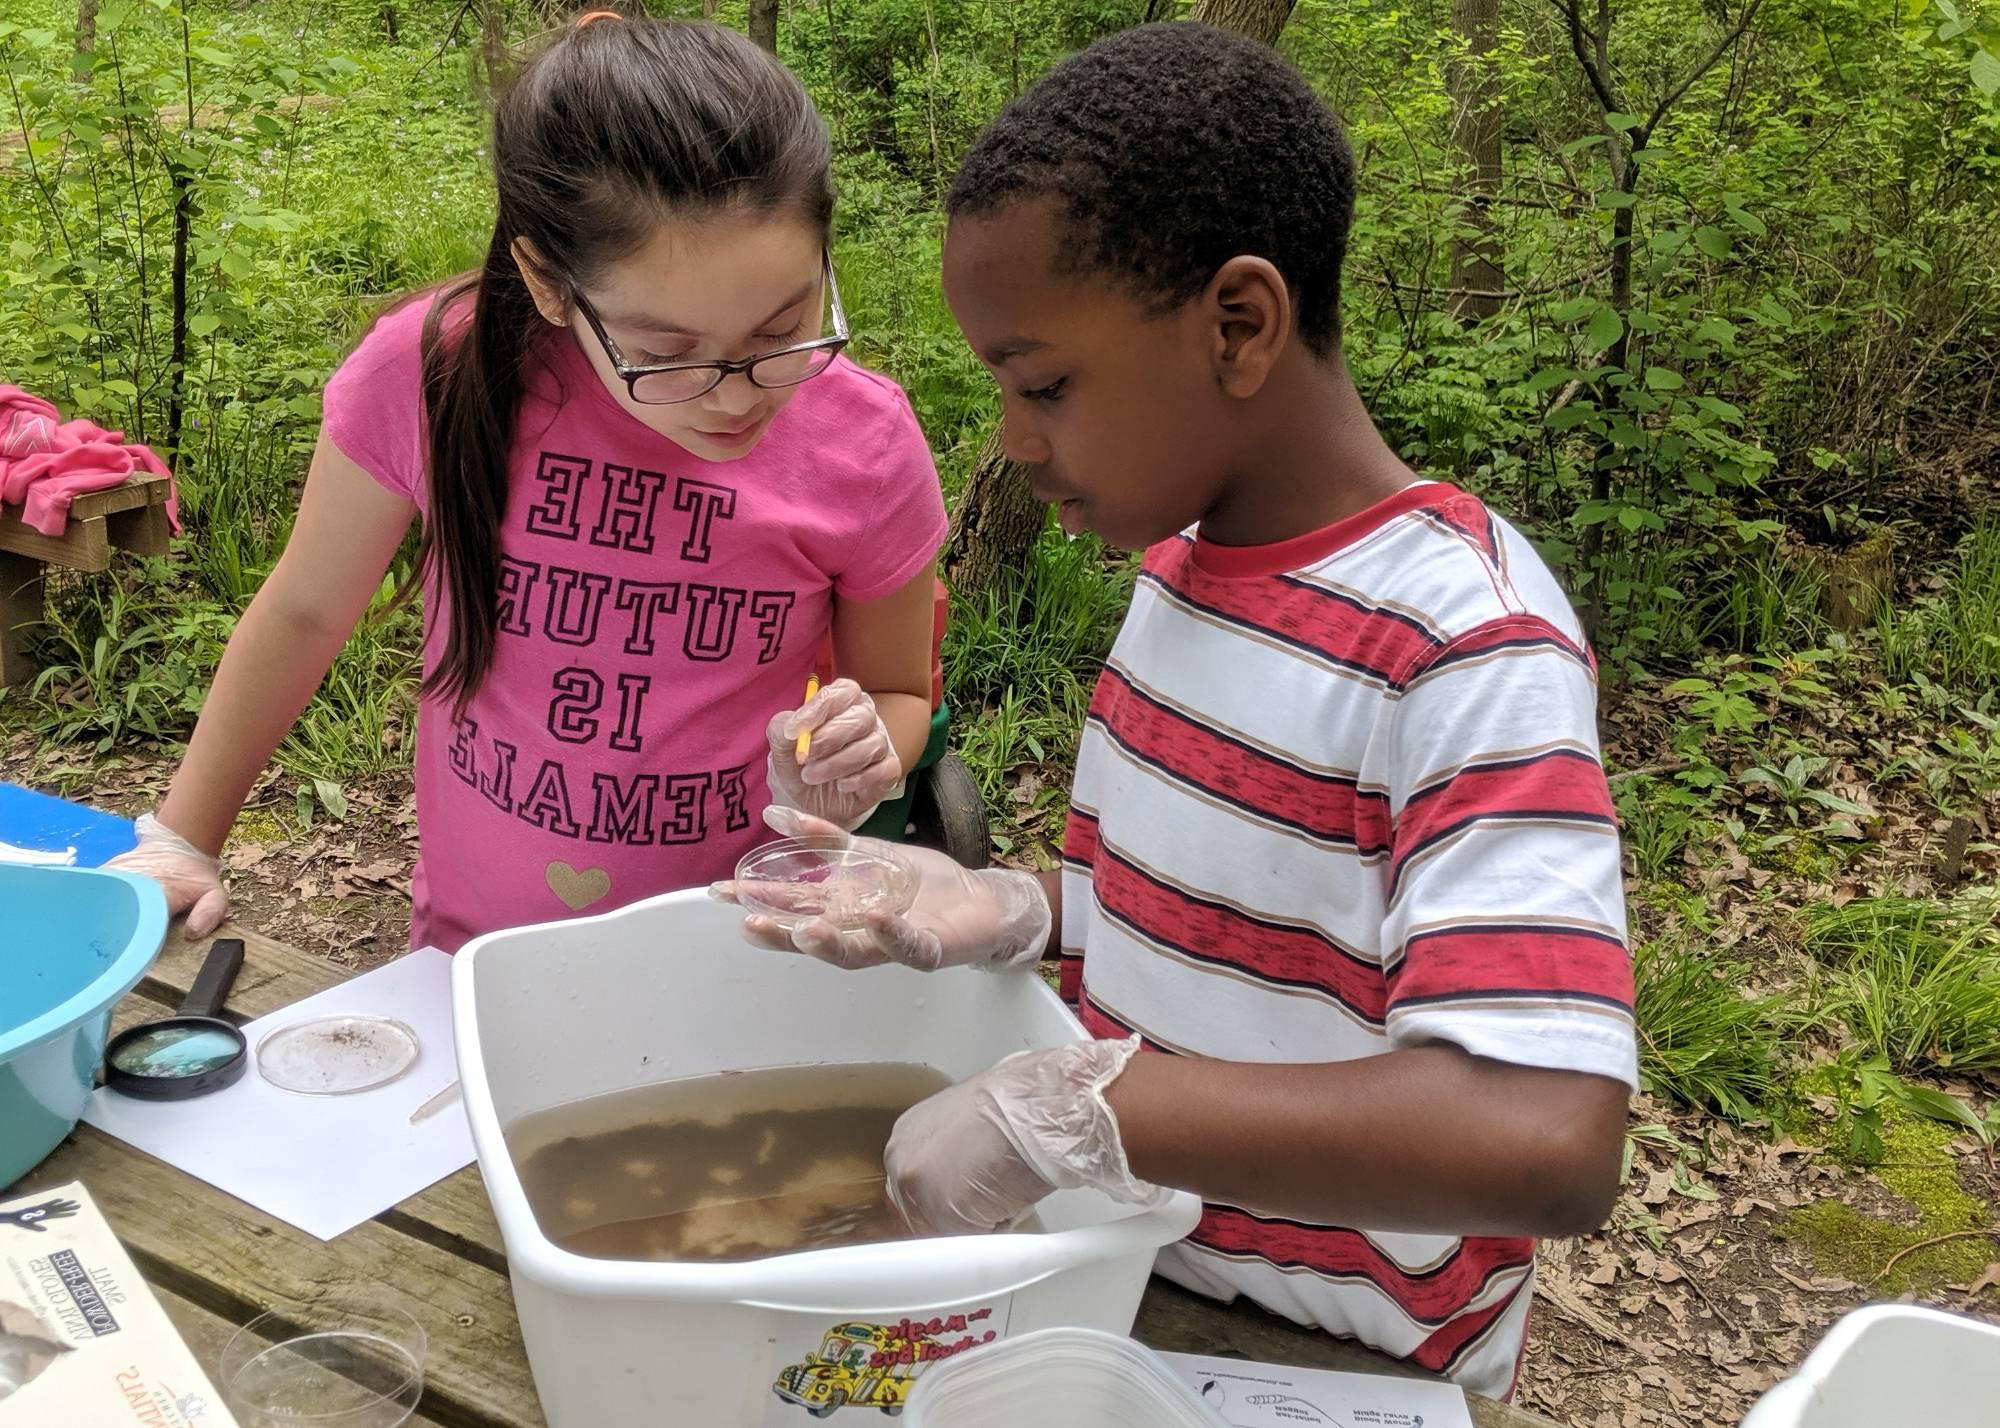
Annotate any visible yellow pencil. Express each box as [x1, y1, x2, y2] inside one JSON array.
[[796, 675, 819, 762]]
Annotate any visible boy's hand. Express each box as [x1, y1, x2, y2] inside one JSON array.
[[886, 1036, 1161, 1235], [713, 807, 1051, 972], [765, 678, 902, 831], [105, 812, 228, 935]]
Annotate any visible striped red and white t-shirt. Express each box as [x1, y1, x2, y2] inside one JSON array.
[[1059, 481, 1637, 1398]]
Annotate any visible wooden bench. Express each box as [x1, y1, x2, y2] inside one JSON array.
[[0, 469, 174, 686]]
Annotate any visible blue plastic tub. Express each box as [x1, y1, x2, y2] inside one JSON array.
[[1, 863, 167, 1189]]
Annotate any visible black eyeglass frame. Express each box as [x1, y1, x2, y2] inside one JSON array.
[[571, 251, 850, 406]]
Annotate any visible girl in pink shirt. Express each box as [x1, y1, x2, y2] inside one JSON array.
[[111, 15, 946, 951]]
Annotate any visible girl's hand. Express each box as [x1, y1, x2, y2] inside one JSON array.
[[885, 1037, 1162, 1235], [714, 807, 1051, 972], [764, 678, 903, 831], [105, 812, 229, 935]]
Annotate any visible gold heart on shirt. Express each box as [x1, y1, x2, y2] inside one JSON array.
[[545, 860, 611, 911]]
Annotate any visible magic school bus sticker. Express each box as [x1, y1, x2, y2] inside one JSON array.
[[770, 1303, 1010, 1419]]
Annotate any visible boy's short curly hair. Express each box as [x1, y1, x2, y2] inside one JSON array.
[[947, 22, 1356, 356]]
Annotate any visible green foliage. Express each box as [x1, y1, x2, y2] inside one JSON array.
[[1806, 897, 2000, 1076], [1632, 934, 1792, 1119], [943, 530, 1135, 813]]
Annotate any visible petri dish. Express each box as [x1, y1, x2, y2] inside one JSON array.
[[732, 837, 917, 930], [256, 1014, 421, 1096], [218, 1298, 425, 1428]]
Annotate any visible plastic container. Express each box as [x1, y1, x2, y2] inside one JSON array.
[[732, 836, 917, 929], [1739, 1304, 2000, 1428], [0, 864, 167, 1187], [453, 887, 1202, 1428], [906, 1327, 1226, 1428]]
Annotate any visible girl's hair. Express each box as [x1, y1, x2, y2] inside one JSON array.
[[417, 17, 833, 707]]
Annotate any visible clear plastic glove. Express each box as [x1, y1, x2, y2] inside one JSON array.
[[885, 1036, 1162, 1235], [712, 806, 1052, 972], [765, 678, 902, 832], [105, 812, 228, 935]]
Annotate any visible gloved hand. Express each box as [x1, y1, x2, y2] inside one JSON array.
[[765, 678, 902, 832], [885, 1036, 1162, 1235], [713, 806, 1052, 972], [105, 812, 228, 935]]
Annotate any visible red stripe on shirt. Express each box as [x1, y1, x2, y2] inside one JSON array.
[[1143, 544, 1442, 687], [1191, 1207, 1534, 1324], [1093, 670, 1394, 851], [1410, 1276, 1529, 1376], [1417, 613, 1591, 674], [1094, 845, 1387, 1019], [1393, 749, 1614, 873], [1388, 925, 1634, 1010]]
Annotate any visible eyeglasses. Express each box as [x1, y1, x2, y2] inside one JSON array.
[[571, 252, 850, 406]]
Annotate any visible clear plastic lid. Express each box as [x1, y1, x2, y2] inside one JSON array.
[[255, 1014, 421, 1096]]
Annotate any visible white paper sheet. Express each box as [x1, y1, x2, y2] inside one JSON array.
[[81, 947, 472, 1241], [1158, 1352, 1475, 1428]]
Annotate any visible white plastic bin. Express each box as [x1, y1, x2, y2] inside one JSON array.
[[905, 1327, 1226, 1427], [453, 887, 1202, 1428], [1739, 1304, 2000, 1428]]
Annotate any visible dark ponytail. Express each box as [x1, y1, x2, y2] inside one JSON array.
[[417, 18, 833, 708]]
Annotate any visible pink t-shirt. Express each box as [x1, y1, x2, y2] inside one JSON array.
[[322, 295, 947, 951]]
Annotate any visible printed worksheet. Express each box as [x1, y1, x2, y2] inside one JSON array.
[[1158, 1351, 1475, 1428]]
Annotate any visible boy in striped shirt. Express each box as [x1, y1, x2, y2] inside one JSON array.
[[726, 21, 1636, 1398]]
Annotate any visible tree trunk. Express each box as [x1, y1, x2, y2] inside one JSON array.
[[1186, 0, 1296, 46], [749, 0, 779, 54], [944, 0, 1298, 602], [943, 429, 1047, 604], [74, 0, 98, 77], [704, 0, 719, 17], [1446, 0, 1503, 321]]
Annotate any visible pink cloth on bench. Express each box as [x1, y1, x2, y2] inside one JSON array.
[[0, 384, 181, 538]]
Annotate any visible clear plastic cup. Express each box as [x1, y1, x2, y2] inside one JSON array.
[[217, 1298, 426, 1428]]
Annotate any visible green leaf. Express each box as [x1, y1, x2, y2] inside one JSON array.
[[313, 778, 348, 821], [1587, 304, 1625, 351], [1604, 112, 1641, 131], [193, 44, 234, 66], [1644, 366, 1685, 391], [1550, 296, 1599, 323], [1972, 47, 2000, 97], [1935, 0, 1962, 22], [1694, 226, 1732, 260], [1598, 190, 1639, 210], [189, 313, 222, 338], [1527, 366, 1579, 394], [102, 378, 138, 398], [1725, 205, 1766, 237], [219, 249, 252, 281], [1888, 1083, 1984, 1133]]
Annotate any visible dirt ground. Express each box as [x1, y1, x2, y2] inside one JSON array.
[[7, 692, 1996, 1427]]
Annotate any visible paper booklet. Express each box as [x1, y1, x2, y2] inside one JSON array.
[[0, 1179, 240, 1426]]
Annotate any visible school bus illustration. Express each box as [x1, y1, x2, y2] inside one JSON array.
[[772, 1312, 1001, 1418]]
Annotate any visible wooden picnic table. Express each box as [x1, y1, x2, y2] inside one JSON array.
[[16, 922, 1557, 1428]]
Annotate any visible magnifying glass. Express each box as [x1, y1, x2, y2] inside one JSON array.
[[104, 938, 248, 1100]]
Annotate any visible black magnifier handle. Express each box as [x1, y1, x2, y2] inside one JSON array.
[[181, 938, 245, 1019]]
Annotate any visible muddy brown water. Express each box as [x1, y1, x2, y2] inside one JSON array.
[[508, 1062, 959, 1263]]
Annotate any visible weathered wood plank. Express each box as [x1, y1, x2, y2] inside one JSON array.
[[68, 472, 171, 521], [107, 500, 172, 556], [20, 1130, 545, 1428], [0, 549, 46, 687], [1133, 1277, 1556, 1428], [153, 1283, 451, 1428], [0, 509, 111, 570]]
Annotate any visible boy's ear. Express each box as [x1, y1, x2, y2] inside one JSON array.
[[1206, 255, 1290, 399], [511, 237, 571, 327]]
